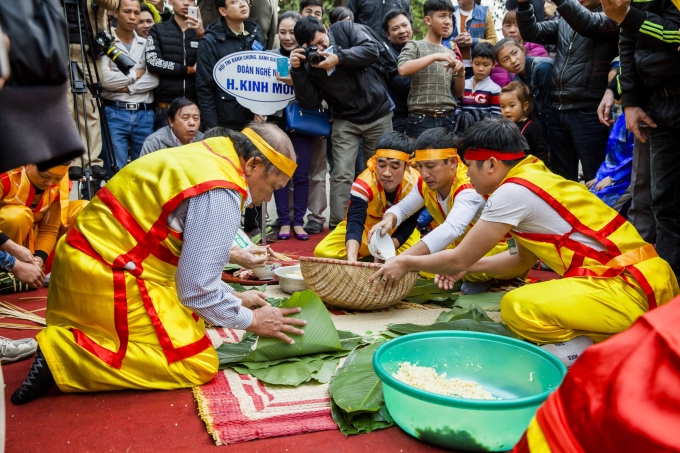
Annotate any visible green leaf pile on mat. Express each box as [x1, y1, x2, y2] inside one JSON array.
[[381, 305, 520, 339], [404, 280, 460, 306], [216, 290, 367, 386], [453, 291, 506, 312], [330, 342, 395, 436]]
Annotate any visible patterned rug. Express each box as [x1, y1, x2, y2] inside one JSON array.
[[194, 287, 451, 446]]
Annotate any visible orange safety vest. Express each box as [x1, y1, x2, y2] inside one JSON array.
[[418, 161, 475, 246], [501, 157, 678, 309], [348, 164, 420, 232], [64, 137, 249, 369]]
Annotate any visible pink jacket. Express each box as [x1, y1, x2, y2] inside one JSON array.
[[491, 42, 549, 88]]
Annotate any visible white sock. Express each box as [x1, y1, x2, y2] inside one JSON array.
[[540, 336, 594, 368]]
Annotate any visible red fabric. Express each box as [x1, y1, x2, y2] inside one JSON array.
[[464, 149, 526, 161], [515, 297, 680, 453]]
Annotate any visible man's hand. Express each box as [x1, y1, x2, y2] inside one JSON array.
[[254, 114, 267, 122], [11, 260, 44, 288], [624, 106, 657, 143], [185, 9, 205, 39], [246, 306, 307, 344], [585, 178, 597, 189], [1, 240, 35, 264], [312, 51, 339, 71], [188, 63, 197, 75], [597, 89, 616, 126], [368, 255, 408, 295], [237, 290, 269, 309], [135, 68, 146, 79], [289, 48, 306, 69], [600, 0, 631, 23], [447, 58, 464, 75], [434, 271, 467, 290], [230, 245, 272, 269], [33, 256, 44, 268], [368, 214, 396, 242]]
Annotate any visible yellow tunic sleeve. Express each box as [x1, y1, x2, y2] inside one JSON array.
[[34, 201, 61, 256]]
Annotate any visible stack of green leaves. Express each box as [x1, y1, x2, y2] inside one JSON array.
[[216, 290, 366, 386], [226, 283, 287, 306], [453, 291, 506, 312], [382, 305, 520, 339], [329, 342, 395, 435], [404, 280, 460, 307]]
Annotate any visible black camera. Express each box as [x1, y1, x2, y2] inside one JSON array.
[[94, 31, 136, 74], [304, 45, 325, 66]]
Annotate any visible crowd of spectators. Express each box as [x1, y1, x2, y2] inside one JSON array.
[[56, 0, 680, 281]]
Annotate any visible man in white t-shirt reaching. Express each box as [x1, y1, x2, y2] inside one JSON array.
[[370, 117, 679, 368]]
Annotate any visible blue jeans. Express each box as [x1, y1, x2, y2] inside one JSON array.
[[406, 111, 457, 139], [105, 106, 155, 170], [648, 93, 680, 278], [548, 109, 609, 182], [274, 134, 315, 227], [392, 114, 408, 134]]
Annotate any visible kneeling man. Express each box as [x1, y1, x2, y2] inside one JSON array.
[[12, 123, 307, 404], [315, 132, 421, 261], [372, 118, 679, 365]]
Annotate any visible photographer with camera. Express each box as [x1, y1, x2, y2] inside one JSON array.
[[99, 0, 159, 170], [290, 16, 394, 230]]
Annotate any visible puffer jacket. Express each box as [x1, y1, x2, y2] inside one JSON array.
[[145, 17, 200, 103], [196, 18, 265, 129], [517, 0, 619, 111]]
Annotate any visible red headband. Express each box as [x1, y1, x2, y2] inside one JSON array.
[[464, 148, 525, 161]]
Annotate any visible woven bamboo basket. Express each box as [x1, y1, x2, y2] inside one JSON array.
[[299, 256, 419, 310]]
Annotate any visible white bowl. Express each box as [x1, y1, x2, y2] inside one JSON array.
[[274, 265, 308, 294], [252, 263, 280, 280], [369, 231, 396, 261]]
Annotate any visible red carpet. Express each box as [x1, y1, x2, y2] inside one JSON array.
[[2, 231, 559, 452]]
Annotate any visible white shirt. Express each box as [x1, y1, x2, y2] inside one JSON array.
[[479, 183, 606, 251], [99, 29, 159, 103], [454, 9, 473, 67], [385, 186, 486, 253]]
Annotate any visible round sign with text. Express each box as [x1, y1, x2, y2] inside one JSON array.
[[212, 51, 295, 116]]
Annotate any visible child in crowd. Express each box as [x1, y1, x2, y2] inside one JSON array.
[[397, 0, 465, 139], [498, 81, 549, 164], [461, 42, 501, 116]]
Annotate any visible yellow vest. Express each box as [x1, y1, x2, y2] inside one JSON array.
[[350, 165, 420, 232], [65, 138, 249, 368], [419, 161, 475, 246], [0, 167, 61, 220], [501, 157, 678, 308]]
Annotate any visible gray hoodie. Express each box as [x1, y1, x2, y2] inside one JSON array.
[[140, 126, 204, 157]]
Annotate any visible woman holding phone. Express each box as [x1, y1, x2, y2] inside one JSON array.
[[269, 11, 315, 241]]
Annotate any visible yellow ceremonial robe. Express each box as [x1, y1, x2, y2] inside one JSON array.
[[37, 138, 248, 392], [315, 163, 421, 260], [499, 157, 679, 343]]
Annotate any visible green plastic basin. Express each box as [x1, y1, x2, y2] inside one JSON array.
[[373, 331, 566, 452]]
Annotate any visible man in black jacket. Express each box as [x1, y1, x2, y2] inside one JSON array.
[[146, 0, 205, 130], [517, 0, 619, 182], [599, 0, 680, 279], [383, 9, 413, 134], [346, 0, 412, 40], [290, 17, 394, 228], [195, 0, 265, 130]]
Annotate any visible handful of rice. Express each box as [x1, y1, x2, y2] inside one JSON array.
[[393, 362, 498, 400]]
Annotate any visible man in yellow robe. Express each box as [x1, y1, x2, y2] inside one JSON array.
[[371, 118, 679, 368], [0, 164, 87, 271], [314, 132, 421, 261], [370, 127, 527, 293], [11, 123, 307, 405]]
